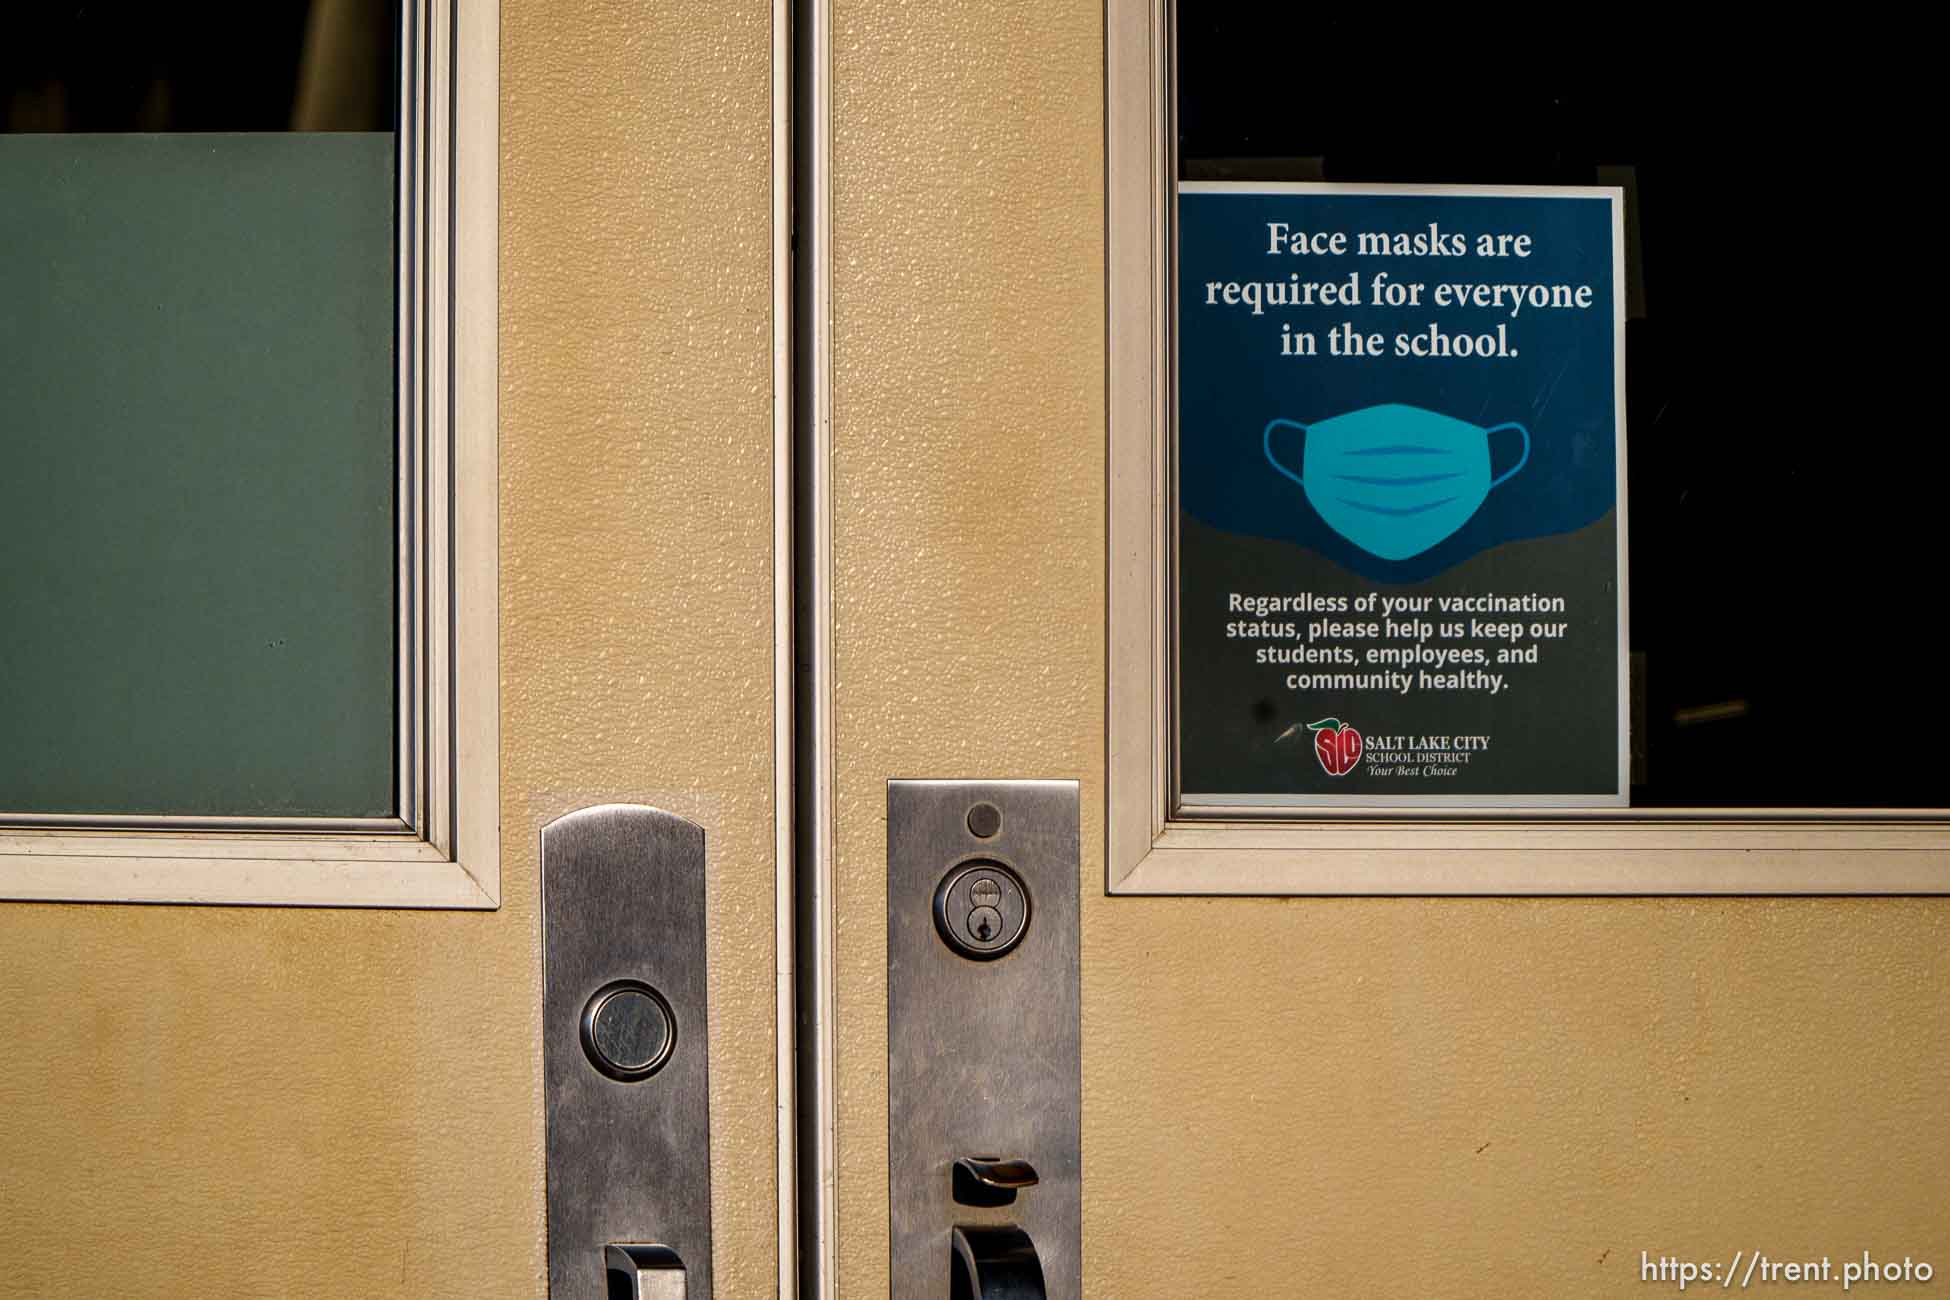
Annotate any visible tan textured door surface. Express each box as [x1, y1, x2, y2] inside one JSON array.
[[824, 5, 1950, 1298], [0, 4, 781, 1296]]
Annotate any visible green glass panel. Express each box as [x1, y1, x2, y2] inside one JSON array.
[[0, 133, 396, 817]]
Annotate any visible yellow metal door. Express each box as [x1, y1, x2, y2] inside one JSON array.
[[0, 3, 785, 1296], [818, 5, 1950, 1298]]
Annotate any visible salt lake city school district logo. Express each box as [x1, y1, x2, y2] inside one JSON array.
[[1307, 717, 1362, 777]]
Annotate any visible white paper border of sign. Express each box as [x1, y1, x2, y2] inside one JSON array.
[[1174, 181, 1629, 811]]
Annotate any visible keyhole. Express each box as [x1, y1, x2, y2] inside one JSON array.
[[967, 905, 1003, 942]]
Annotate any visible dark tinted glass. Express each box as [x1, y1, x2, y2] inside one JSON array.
[[1178, 12, 1944, 807], [4, 2, 396, 133]]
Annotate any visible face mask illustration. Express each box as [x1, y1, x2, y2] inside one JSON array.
[[1262, 403, 1530, 561]]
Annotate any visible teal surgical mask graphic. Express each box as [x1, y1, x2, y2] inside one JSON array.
[[1262, 403, 1530, 561]]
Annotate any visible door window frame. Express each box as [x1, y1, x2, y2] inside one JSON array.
[[1105, 0, 1950, 895], [0, 0, 500, 908]]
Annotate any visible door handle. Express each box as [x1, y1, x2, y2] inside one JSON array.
[[951, 1225, 1047, 1300], [543, 805, 714, 1299], [887, 781, 1080, 1298], [605, 1244, 688, 1300]]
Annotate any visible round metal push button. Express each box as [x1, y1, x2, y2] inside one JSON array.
[[933, 861, 1031, 960], [966, 801, 1003, 839], [580, 980, 676, 1081]]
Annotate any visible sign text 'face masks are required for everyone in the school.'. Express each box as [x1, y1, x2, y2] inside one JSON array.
[[1177, 183, 1627, 807]]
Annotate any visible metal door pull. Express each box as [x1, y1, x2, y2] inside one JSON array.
[[888, 780, 1079, 1298], [951, 1225, 1047, 1300], [543, 805, 714, 1299], [605, 1244, 687, 1300]]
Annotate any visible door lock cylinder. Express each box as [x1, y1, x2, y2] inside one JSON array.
[[933, 860, 1031, 959]]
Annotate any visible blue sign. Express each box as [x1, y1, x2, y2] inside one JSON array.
[[1177, 184, 1627, 806]]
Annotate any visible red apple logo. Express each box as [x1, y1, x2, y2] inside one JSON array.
[[1308, 717, 1362, 777]]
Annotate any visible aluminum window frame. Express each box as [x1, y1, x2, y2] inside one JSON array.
[[1105, 0, 1950, 895], [0, 0, 499, 908]]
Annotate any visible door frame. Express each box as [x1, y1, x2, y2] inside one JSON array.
[[0, 0, 501, 910], [1104, 0, 1950, 896]]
